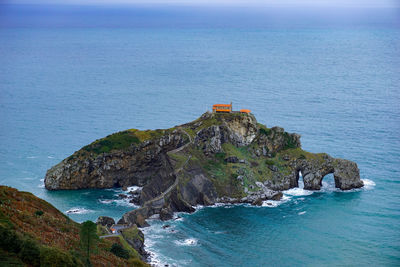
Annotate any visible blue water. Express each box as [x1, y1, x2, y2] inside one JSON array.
[[1, 5, 400, 266]]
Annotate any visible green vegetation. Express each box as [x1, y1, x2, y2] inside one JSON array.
[[259, 127, 272, 136], [40, 246, 78, 267], [265, 159, 275, 166], [81, 128, 175, 156], [82, 130, 140, 154], [96, 224, 109, 236], [110, 243, 129, 259], [117, 235, 140, 259], [0, 186, 149, 267], [120, 225, 143, 243], [19, 238, 40, 266], [35, 210, 44, 216], [283, 132, 298, 149], [0, 224, 80, 267], [80, 220, 98, 266]]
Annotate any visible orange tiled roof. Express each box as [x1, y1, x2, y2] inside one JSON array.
[[213, 104, 232, 107]]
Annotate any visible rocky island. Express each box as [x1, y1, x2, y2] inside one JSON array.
[[45, 111, 363, 226]]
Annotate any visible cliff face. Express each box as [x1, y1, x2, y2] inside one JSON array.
[[44, 112, 363, 226]]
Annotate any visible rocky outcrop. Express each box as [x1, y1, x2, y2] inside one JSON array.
[[96, 216, 115, 228], [120, 225, 148, 259], [264, 154, 363, 191], [45, 130, 187, 191], [44, 112, 363, 227]]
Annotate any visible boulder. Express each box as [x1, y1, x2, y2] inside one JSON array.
[[224, 156, 239, 163], [96, 216, 115, 228], [159, 207, 173, 221], [135, 214, 150, 228]]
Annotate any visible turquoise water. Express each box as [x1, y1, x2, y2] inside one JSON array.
[[1, 7, 400, 266]]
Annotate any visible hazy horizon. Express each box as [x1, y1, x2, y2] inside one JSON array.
[[1, 2, 399, 28]]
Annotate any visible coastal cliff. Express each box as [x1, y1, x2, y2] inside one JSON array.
[[0, 186, 148, 266], [45, 112, 363, 226]]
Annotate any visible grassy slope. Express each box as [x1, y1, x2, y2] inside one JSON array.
[[0, 186, 148, 267]]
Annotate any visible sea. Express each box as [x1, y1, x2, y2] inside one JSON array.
[[0, 4, 399, 266]]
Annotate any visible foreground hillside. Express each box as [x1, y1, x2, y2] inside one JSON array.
[[44, 112, 363, 226], [0, 186, 148, 267]]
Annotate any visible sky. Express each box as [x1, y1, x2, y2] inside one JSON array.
[[1, 0, 399, 28], [5, 0, 400, 8]]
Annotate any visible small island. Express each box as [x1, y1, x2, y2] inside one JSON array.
[[44, 105, 363, 227]]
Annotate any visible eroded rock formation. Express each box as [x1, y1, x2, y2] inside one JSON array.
[[44, 112, 363, 227]]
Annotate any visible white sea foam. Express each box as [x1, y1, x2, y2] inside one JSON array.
[[284, 187, 314, 196], [125, 186, 142, 192], [298, 211, 306, 215], [174, 238, 198, 246], [98, 198, 136, 207], [65, 208, 93, 214], [261, 195, 291, 207], [27, 156, 37, 159], [47, 156, 54, 159], [362, 179, 376, 190]]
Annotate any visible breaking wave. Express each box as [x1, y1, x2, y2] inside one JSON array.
[[65, 208, 93, 214], [174, 238, 198, 246]]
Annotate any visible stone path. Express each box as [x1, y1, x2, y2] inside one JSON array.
[[139, 128, 193, 210]]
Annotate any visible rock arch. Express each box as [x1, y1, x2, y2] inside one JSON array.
[[294, 157, 363, 191]]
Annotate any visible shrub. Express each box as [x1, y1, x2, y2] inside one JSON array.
[[40, 246, 77, 267], [19, 238, 40, 267], [110, 243, 129, 259], [259, 127, 271, 136], [250, 161, 259, 167], [83, 131, 140, 154], [265, 159, 275, 166], [215, 152, 226, 161], [299, 154, 306, 160], [0, 225, 22, 253], [35, 210, 44, 216], [283, 132, 297, 149]]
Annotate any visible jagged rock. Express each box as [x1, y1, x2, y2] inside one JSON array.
[[268, 165, 279, 172], [224, 156, 239, 163], [252, 198, 263, 206], [128, 189, 141, 204], [159, 207, 173, 221], [135, 214, 149, 228], [118, 194, 128, 199], [96, 216, 115, 228]]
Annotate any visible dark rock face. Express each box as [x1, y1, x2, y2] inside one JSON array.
[[44, 131, 187, 191], [96, 216, 115, 228], [159, 207, 173, 221]]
